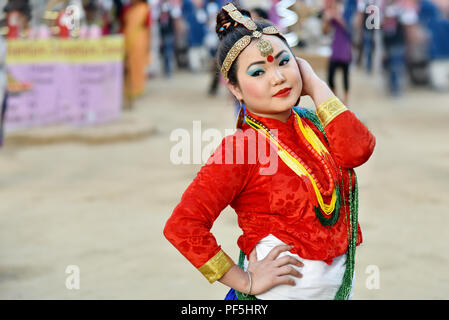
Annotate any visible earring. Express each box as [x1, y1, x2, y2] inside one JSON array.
[[236, 100, 245, 129]]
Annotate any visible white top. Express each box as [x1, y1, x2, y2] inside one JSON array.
[[243, 234, 354, 300]]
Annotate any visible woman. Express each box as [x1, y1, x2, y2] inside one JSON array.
[[4, 0, 32, 39], [158, 0, 176, 78], [322, 0, 352, 105], [164, 3, 375, 300], [122, 0, 151, 107]]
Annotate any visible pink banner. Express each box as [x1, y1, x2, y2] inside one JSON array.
[[5, 36, 124, 131]]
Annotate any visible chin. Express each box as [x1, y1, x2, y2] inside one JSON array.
[[273, 97, 298, 111], [290, 91, 301, 107]]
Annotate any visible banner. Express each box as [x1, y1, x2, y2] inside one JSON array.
[[5, 35, 124, 131]]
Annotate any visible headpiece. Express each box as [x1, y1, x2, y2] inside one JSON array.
[[219, 3, 286, 81]]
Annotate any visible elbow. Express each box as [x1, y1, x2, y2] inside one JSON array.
[[326, 111, 377, 169], [163, 216, 175, 244], [337, 134, 376, 168]]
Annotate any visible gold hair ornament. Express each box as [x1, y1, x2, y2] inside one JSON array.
[[220, 3, 285, 81]]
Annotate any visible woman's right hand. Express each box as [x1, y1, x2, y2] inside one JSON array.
[[246, 244, 304, 295]]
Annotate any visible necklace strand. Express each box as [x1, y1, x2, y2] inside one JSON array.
[[245, 113, 335, 196]]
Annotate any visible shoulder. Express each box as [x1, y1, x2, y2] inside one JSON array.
[[293, 106, 329, 145], [293, 106, 317, 120], [206, 128, 259, 165], [293, 107, 325, 131], [224, 127, 259, 143]]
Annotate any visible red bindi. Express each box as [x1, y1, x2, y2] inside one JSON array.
[[267, 55, 274, 62]]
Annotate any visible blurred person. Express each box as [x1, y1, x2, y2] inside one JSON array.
[[380, 0, 418, 96], [419, 0, 449, 91], [206, 0, 243, 97], [172, 0, 189, 69], [343, 0, 358, 36], [355, 0, 378, 73], [267, 0, 281, 26], [45, 0, 85, 37], [80, 0, 103, 38], [0, 37, 32, 147], [110, 0, 124, 33], [122, 0, 152, 108], [4, 0, 32, 38], [323, 0, 352, 105], [164, 3, 376, 300], [96, 0, 120, 35], [183, 0, 208, 72], [158, 0, 176, 78], [55, 4, 72, 38], [0, 36, 7, 147], [403, 0, 430, 86], [205, 0, 221, 95]]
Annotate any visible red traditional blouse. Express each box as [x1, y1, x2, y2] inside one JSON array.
[[164, 98, 376, 283]]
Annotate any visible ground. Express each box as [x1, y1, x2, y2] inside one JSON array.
[[0, 67, 448, 299]]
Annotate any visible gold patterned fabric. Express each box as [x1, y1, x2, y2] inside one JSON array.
[[316, 96, 348, 127], [198, 249, 234, 283], [220, 35, 252, 81], [223, 3, 257, 31]]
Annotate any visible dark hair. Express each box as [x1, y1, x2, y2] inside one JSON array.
[[252, 7, 269, 20], [4, 0, 31, 21], [215, 5, 289, 85]]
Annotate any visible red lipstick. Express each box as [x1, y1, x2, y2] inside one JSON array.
[[273, 88, 291, 98]]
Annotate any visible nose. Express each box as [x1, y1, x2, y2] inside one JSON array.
[[271, 68, 286, 86]]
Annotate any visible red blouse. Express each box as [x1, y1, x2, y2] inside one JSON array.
[[164, 106, 375, 279]]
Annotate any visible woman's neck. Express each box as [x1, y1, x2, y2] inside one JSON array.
[[248, 109, 292, 123]]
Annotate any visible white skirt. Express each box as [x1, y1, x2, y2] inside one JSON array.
[[243, 234, 354, 300]]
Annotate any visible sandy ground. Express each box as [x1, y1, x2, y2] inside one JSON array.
[[0, 67, 448, 299]]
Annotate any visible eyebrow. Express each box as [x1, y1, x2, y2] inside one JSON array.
[[246, 50, 288, 71]]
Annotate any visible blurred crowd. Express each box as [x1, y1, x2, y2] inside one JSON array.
[[348, 0, 449, 95], [0, 0, 448, 99]]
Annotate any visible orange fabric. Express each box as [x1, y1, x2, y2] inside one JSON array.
[[164, 109, 375, 269], [123, 2, 151, 98]]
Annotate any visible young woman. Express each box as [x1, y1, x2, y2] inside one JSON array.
[[164, 3, 375, 300], [122, 0, 151, 107], [322, 0, 353, 105]]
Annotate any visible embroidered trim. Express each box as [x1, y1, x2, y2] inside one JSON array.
[[198, 249, 234, 283], [220, 35, 251, 81], [316, 96, 348, 127], [219, 3, 284, 81]]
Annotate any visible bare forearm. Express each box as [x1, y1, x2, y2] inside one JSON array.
[[218, 264, 250, 294], [311, 78, 335, 107]]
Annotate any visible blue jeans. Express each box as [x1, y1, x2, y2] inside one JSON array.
[[385, 44, 405, 96], [161, 35, 175, 77], [363, 30, 375, 74]]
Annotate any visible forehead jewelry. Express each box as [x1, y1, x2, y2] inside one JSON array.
[[220, 3, 286, 81]]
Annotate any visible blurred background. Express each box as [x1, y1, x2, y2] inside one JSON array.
[[0, 0, 448, 299]]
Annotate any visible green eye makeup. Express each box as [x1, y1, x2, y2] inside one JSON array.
[[247, 68, 265, 77], [280, 54, 290, 64]]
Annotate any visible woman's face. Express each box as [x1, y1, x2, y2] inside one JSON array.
[[227, 35, 302, 121]]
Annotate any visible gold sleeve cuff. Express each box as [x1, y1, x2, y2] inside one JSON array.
[[316, 96, 348, 127], [198, 249, 234, 283]]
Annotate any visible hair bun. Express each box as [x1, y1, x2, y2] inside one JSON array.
[[215, 6, 252, 40]]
